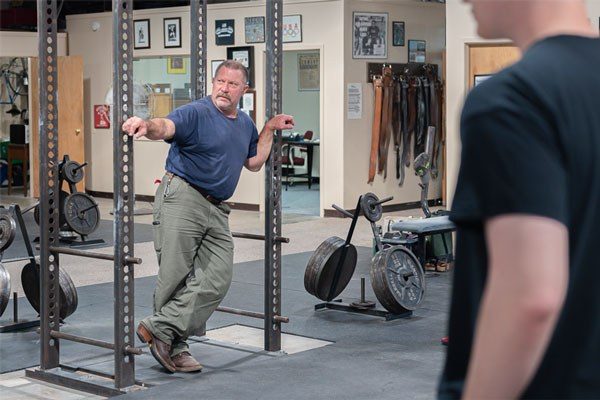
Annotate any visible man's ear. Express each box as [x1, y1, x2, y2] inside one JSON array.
[[243, 84, 249, 93]]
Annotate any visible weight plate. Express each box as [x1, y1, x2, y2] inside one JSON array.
[[304, 236, 358, 301], [0, 263, 10, 317], [63, 193, 100, 236], [62, 160, 84, 184], [0, 209, 17, 252], [361, 192, 383, 223], [34, 191, 69, 229], [21, 261, 78, 320], [370, 245, 426, 314]]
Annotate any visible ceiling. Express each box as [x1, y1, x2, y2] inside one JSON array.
[[0, 0, 251, 32]]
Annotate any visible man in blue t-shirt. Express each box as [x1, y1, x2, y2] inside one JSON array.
[[440, 1, 600, 399], [122, 60, 294, 373]]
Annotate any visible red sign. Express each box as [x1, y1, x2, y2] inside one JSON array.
[[94, 105, 110, 129]]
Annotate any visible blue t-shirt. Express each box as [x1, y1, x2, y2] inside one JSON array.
[[165, 96, 258, 200]]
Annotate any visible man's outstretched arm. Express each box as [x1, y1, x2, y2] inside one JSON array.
[[122, 116, 175, 141], [245, 114, 295, 172], [462, 215, 569, 399]]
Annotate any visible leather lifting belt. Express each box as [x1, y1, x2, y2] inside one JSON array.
[[392, 79, 402, 181], [368, 76, 384, 183], [378, 68, 394, 178]]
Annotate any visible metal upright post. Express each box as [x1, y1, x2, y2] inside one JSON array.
[[113, 0, 136, 388], [38, 0, 61, 370], [190, 0, 208, 100], [264, 0, 283, 352], [190, 0, 209, 338]]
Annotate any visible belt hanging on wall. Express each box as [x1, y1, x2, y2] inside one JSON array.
[[367, 63, 443, 187]]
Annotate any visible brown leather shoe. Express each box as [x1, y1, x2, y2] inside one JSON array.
[[172, 351, 203, 373], [136, 322, 176, 373]]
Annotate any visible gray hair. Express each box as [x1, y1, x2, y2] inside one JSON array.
[[214, 60, 249, 84]]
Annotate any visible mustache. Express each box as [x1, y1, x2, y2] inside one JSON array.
[[217, 93, 231, 100]]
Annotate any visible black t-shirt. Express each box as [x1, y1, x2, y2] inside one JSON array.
[[439, 36, 600, 399]]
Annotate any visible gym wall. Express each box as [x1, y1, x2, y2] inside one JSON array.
[[342, 0, 446, 208], [445, 0, 600, 208], [66, 0, 344, 214]]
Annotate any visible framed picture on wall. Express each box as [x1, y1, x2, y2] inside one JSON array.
[[94, 105, 110, 129], [167, 57, 186, 74], [216, 19, 235, 46], [298, 52, 319, 91], [227, 46, 255, 87], [239, 89, 256, 123], [282, 15, 302, 43], [392, 21, 405, 46], [163, 17, 181, 48], [474, 74, 492, 87], [352, 12, 388, 59], [408, 39, 426, 63], [245, 16, 265, 44], [134, 19, 150, 49], [211, 59, 224, 78]]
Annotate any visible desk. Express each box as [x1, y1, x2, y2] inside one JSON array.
[[8, 144, 29, 196], [282, 138, 320, 189]]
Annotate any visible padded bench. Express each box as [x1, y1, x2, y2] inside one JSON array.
[[390, 215, 457, 266]]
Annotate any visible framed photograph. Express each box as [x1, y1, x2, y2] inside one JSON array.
[[352, 12, 388, 59], [227, 46, 255, 87], [283, 15, 302, 43], [392, 21, 405, 47], [167, 57, 186, 74], [211, 59, 224, 79], [216, 19, 235, 46], [298, 52, 319, 91], [94, 105, 110, 129], [134, 19, 150, 49], [245, 16, 265, 44], [239, 89, 256, 123], [163, 17, 181, 48], [408, 39, 426, 63]]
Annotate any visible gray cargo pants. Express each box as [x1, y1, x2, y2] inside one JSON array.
[[142, 174, 234, 357]]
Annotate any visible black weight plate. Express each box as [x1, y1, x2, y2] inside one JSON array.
[[21, 261, 78, 320], [0, 263, 10, 317], [0, 209, 17, 252], [34, 191, 69, 229], [304, 236, 358, 301], [361, 192, 383, 223], [63, 193, 100, 236], [370, 245, 426, 314], [62, 160, 84, 184]]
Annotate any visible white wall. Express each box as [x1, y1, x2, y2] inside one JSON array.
[[66, 0, 344, 213], [445, 0, 600, 207], [343, 0, 446, 207]]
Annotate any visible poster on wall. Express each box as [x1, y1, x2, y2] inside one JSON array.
[[298, 53, 319, 91], [94, 105, 110, 129], [216, 19, 235, 46], [134, 19, 150, 49], [245, 17, 265, 44], [282, 15, 302, 43], [352, 12, 387, 59], [392, 21, 405, 46], [163, 17, 181, 48], [408, 40, 426, 63], [347, 83, 362, 120], [226, 46, 255, 87]]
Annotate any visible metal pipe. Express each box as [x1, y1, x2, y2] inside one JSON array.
[[1, 256, 37, 264], [20, 202, 39, 214], [13, 292, 18, 322], [47, 330, 143, 355], [332, 204, 353, 218], [231, 232, 289, 244], [49, 246, 142, 264], [373, 196, 394, 206], [216, 306, 289, 323]]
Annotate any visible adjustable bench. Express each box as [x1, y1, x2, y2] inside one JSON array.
[[390, 216, 457, 266]]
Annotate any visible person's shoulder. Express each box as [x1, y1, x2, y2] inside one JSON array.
[[237, 111, 256, 129]]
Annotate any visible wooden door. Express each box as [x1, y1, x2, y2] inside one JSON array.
[[30, 56, 85, 197], [468, 44, 521, 89]]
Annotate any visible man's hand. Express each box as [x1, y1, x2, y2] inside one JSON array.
[[266, 114, 295, 131], [121, 117, 175, 141], [122, 116, 150, 139]]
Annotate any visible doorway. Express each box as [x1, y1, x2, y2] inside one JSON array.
[[281, 49, 321, 216]]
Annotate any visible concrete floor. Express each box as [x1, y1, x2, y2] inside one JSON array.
[[0, 188, 449, 399]]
